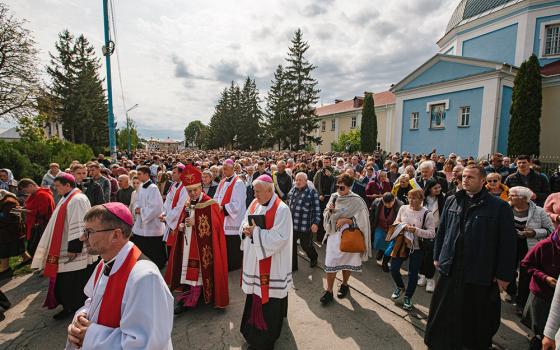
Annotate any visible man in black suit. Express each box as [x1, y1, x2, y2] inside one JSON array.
[[416, 160, 448, 193]]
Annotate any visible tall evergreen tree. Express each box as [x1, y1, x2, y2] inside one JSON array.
[[360, 92, 377, 153], [238, 77, 262, 150], [47, 30, 108, 152], [508, 54, 542, 156], [283, 29, 321, 150], [265, 65, 291, 150]]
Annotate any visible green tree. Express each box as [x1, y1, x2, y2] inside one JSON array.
[[238, 77, 262, 150], [0, 4, 39, 120], [116, 123, 140, 151], [264, 65, 291, 150], [184, 120, 209, 149], [47, 30, 108, 152], [283, 29, 321, 150], [332, 129, 361, 153], [16, 114, 46, 142], [360, 92, 378, 153], [508, 54, 542, 156]]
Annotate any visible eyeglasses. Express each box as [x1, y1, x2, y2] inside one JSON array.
[[487, 179, 499, 183], [83, 228, 116, 240], [336, 185, 346, 191]]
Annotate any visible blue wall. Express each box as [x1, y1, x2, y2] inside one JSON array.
[[462, 23, 518, 64], [534, 15, 560, 66], [497, 86, 513, 154], [401, 61, 493, 90], [401, 88, 484, 156]]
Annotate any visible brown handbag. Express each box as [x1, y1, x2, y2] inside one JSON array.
[[340, 226, 366, 253]]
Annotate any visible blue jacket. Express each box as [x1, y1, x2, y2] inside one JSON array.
[[434, 188, 517, 286]]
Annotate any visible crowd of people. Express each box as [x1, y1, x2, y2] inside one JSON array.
[[1, 149, 560, 349]]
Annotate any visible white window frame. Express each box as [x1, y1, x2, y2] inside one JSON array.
[[458, 106, 470, 127], [429, 103, 446, 129], [321, 120, 326, 132], [351, 116, 357, 129], [410, 112, 419, 130], [331, 119, 336, 131], [540, 21, 560, 58]]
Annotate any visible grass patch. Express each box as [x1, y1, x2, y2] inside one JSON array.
[[8, 256, 32, 277]]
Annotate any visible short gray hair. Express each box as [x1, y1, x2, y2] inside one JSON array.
[[509, 186, 533, 201], [419, 160, 434, 171], [295, 172, 307, 181], [252, 179, 274, 192]]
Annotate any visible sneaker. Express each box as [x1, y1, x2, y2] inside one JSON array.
[[426, 279, 435, 293], [403, 297, 413, 311], [174, 302, 189, 315], [391, 287, 405, 300], [320, 291, 334, 305], [417, 274, 426, 287], [337, 284, 350, 299]]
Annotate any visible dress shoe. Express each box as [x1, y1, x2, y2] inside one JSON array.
[[337, 284, 350, 299]]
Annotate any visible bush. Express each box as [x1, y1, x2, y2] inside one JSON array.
[[332, 129, 361, 153], [0, 139, 94, 182]]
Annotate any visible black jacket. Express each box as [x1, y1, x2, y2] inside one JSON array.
[[351, 181, 366, 201], [504, 169, 550, 206], [415, 175, 449, 194], [434, 189, 517, 286], [78, 180, 105, 206], [550, 171, 560, 193]]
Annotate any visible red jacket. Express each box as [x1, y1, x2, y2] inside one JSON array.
[[24, 188, 55, 240]]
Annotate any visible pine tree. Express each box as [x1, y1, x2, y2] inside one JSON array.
[[360, 92, 377, 153], [508, 54, 542, 156], [238, 77, 262, 150], [47, 30, 108, 152], [264, 65, 291, 150], [283, 29, 321, 150]]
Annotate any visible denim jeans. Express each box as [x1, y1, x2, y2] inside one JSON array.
[[390, 249, 424, 298]]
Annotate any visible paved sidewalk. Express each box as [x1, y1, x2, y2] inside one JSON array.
[[0, 243, 531, 349]]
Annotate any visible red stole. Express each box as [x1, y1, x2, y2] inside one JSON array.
[[44, 190, 80, 278], [93, 245, 142, 328], [216, 176, 238, 206], [163, 193, 229, 308], [171, 183, 184, 209], [248, 197, 281, 304]]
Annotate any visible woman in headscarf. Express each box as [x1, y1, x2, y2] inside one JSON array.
[[0, 189, 30, 280], [0, 169, 17, 193], [320, 173, 371, 305]]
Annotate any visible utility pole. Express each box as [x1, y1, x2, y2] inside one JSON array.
[[102, 0, 116, 161], [126, 103, 139, 155]]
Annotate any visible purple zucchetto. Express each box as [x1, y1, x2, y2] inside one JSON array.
[[256, 174, 273, 183], [102, 202, 133, 226]]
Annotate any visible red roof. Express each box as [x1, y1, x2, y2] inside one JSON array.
[[541, 61, 560, 77], [315, 91, 395, 117]]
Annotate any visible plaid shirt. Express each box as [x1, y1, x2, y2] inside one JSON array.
[[288, 185, 321, 233]]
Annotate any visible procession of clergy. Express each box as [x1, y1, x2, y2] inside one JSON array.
[[30, 159, 292, 350]]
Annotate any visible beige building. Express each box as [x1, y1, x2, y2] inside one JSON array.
[[146, 137, 184, 152], [312, 91, 396, 153], [540, 61, 560, 157]]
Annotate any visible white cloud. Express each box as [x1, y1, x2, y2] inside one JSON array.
[[7, 0, 459, 139]]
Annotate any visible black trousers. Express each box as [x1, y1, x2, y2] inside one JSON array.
[[317, 197, 329, 243], [131, 234, 167, 270], [507, 238, 530, 307], [419, 240, 436, 279], [292, 230, 318, 271], [55, 263, 96, 312], [226, 235, 243, 271]]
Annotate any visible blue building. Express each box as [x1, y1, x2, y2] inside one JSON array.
[[390, 0, 560, 158]]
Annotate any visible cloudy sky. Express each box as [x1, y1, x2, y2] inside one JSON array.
[[7, 0, 458, 140]]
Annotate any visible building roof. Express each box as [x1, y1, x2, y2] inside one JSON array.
[[148, 138, 182, 144], [0, 127, 20, 139], [314, 91, 395, 117], [446, 0, 519, 33], [541, 60, 560, 77]]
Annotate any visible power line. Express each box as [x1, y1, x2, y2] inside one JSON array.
[[109, 0, 128, 122]]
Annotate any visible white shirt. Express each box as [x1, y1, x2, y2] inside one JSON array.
[[240, 194, 293, 299], [162, 182, 188, 241], [67, 242, 174, 350], [132, 181, 164, 237], [214, 176, 247, 236]]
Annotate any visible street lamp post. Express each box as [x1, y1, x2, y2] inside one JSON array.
[[126, 103, 139, 155], [102, 0, 116, 161]]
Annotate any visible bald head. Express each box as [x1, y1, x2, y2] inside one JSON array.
[[117, 174, 130, 189]]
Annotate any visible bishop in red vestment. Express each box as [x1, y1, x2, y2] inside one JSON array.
[[164, 164, 229, 314]]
